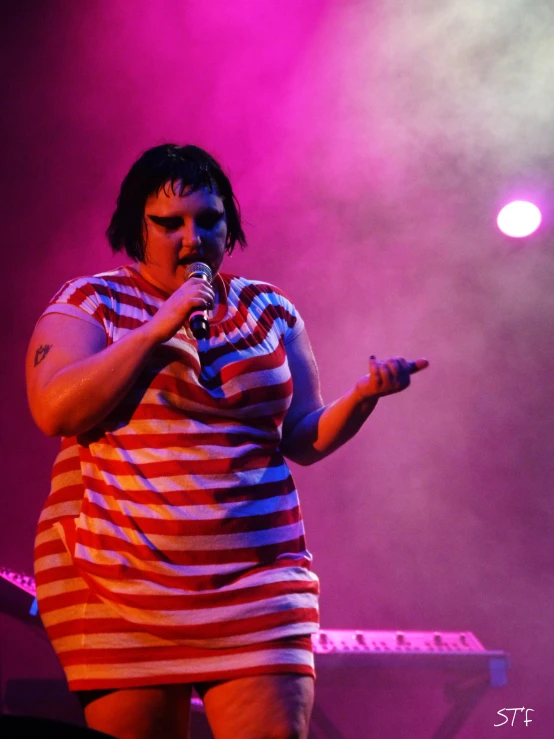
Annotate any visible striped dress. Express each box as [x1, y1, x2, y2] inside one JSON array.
[[33, 265, 319, 690]]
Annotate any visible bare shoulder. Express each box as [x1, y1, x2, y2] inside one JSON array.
[[26, 312, 107, 394]]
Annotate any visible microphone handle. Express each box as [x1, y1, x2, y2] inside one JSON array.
[[187, 267, 211, 340], [189, 311, 210, 340]]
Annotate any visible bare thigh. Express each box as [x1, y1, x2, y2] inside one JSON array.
[[199, 673, 314, 739], [84, 684, 193, 739]]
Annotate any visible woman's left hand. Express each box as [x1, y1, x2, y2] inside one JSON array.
[[355, 355, 429, 400]]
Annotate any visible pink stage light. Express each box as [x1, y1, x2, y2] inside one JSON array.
[[497, 201, 542, 238]]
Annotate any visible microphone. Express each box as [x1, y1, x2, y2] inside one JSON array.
[[184, 262, 213, 340]]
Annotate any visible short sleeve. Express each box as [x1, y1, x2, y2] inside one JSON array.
[[272, 287, 305, 344], [39, 276, 112, 335], [246, 280, 305, 345]]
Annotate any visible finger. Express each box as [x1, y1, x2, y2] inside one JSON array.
[[185, 277, 208, 288], [200, 287, 215, 302], [191, 295, 212, 308], [382, 360, 396, 390], [368, 354, 379, 374], [407, 359, 429, 374], [395, 358, 411, 388], [189, 295, 212, 310], [388, 358, 410, 391], [368, 356, 383, 392]]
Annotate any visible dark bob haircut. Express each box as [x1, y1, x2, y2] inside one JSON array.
[[107, 143, 247, 262]]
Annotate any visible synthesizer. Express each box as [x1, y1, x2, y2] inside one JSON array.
[[312, 628, 508, 687]]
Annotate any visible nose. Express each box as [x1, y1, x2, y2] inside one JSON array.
[[181, 221, 202, 247]]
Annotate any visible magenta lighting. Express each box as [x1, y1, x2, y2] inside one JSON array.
[[497, 201, 542, 238]]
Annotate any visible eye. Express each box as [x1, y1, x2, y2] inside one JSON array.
[[197, 211, 225, 230], [148, 215, 183, 231], [162, 220, 183, 231]]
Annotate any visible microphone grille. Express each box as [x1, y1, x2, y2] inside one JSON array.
[[184, 262, 213, 282]]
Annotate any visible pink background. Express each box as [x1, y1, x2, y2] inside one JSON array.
[[2, 1, 554, 735]]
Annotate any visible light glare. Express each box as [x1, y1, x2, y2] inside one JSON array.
[[497, 201, 542, 238]]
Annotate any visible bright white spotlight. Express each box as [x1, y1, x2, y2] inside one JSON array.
[[497, 201, 542, 238]]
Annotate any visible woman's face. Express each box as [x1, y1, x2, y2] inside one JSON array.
[[140, 182, 228, 294]]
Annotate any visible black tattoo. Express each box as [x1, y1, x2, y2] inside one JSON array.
[[34, 344, 53, 367]]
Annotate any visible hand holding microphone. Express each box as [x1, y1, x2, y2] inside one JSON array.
[[145, 262, 214, 345], [184, 262, 213, 340]]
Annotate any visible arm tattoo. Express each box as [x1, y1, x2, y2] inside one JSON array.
[[34, 344, 53, 367]]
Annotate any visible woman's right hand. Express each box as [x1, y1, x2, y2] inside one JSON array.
[[26, 277, 211, 437], [26, 278, 215, 437], [145, 277, 215, 344]]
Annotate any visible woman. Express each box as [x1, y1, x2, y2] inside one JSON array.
[[26, 144, 428, 739]]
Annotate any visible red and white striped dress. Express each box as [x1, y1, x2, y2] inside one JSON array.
[[33, 265, 319, 690]]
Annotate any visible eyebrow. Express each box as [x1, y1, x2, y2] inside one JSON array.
[[147, 214, 182, 224], [147, 207, 224, 221]]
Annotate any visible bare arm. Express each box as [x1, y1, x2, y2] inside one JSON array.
[[26, 277, 215, 437], [280, 330, 428, 466]]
